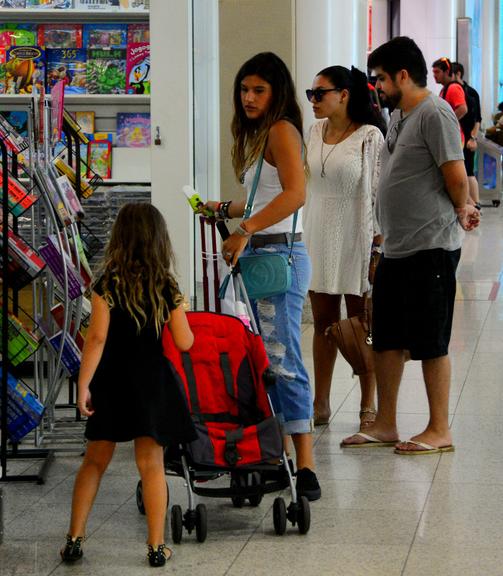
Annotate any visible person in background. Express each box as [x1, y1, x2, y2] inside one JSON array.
[[203, 52, 321, 501], [432, 57, 467, 144], [452, 61, 482, 210], [303, 65, 384, 429], [342, 36, 480, 453], [61, 203, 196, 567]]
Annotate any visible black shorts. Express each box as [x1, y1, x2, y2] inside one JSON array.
[[463, 146, 475, 177], [372, 248, 461, 360]]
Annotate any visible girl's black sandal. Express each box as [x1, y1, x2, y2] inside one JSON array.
[[60, 534, 84, 563], [147, 544, 172, 567]]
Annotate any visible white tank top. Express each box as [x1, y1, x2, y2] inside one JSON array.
[[243, 158, 303, 235]]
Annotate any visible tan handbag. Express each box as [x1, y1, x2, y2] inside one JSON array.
[[326, 299, 374, 376]]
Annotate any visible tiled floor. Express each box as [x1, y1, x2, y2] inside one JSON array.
[[2, 207, 503, 575]]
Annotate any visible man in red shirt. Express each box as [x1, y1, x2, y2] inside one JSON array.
[[432, 57, 467, 144]]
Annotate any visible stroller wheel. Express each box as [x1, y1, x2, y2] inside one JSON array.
[[297, 496, 311, 534], [248, 472, 263, 507], [273, 497, 287, 535], [230, 473, 246, 508], [171, 505, 183, 543], [195, 503, 208, 543], [136, 480, 145, 515]]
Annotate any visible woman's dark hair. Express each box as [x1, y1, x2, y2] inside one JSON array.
[[316, 65, 386, 134], [368, 36, 428, 87], [231, 51, 304, 178]]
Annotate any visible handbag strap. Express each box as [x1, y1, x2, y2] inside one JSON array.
[[243, 151, 298, 263]]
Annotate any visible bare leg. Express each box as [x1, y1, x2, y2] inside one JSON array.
[[291, 432, 314, 470], [468, 175, 480, 205], [396, 355, 453, 451], [345, 295, 377, 428], [134, 437, 168, 547], [358, 371, 377, 428], [341, 349, 404, 444], [68, 440, 116, 537], [309, 291, 341, 422]]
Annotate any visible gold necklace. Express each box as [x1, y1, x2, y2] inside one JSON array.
[[320, 120, 353, 178]]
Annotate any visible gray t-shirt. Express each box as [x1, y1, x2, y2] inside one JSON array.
[[376, 93, 464, 258]]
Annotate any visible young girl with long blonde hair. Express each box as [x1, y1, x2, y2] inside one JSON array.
[[60, 203, 196, 567]]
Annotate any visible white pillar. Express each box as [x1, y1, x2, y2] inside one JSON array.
[[400, 0, 459, 93], [295, 0, 369, 132], [150, 0, 194, 296], [480, 0, 498, 127], [371, 0, 389, 51]]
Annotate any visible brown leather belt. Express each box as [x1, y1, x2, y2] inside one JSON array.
[[250, 232, 302, 248]]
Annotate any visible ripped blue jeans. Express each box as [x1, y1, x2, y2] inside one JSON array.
[[245, 241, 313, 435]]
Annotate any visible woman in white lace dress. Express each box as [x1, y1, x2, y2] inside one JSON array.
[[303, 65, 384, 429]]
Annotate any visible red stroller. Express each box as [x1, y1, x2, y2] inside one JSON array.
[[136, 310, 311, 541]]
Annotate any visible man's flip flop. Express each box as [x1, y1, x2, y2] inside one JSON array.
[[394, 440, 455, 455], [340, 432, 399, 448]]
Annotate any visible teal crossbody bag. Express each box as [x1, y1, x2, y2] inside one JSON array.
[[237, 152, 298, 300]]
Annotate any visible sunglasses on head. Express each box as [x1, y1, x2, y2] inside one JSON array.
[[305, 87, 339, 102]]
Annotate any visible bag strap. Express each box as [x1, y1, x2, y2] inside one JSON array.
[[243, 150, 298, 262]]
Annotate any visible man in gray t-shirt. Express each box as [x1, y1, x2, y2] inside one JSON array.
[[376, 94, 464, 258], [341, 37, 479, 454]]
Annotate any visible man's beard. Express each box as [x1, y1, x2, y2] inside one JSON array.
[[379, 88, 402, 111]]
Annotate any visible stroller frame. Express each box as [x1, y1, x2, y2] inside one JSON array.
[[136, 270, 310, 540]]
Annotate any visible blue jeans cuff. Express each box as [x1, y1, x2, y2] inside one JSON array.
[[281, 418, 314, 435]]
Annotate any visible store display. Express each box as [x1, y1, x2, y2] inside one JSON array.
[[0, 226, 46, 289], [26, 0, 74, 8], [5, 45, 45, 95], [50, 302, 85, 350], [38, 24, 83, 49], [83, 23, 127, 49], [46, 174, 73, 226], [0, 48, 6, 94], [0, 312, 40, 366], [126, 41, 149, 94], [47, 48, 87, 93], [0, 369, 45, 443], [0, 171, 37, 216], [0, 24, 37, 47], [75, 110, 94, 135], [127, 22, 149, 43], [74, 0, 120, 8], [0, 111, 29, 137], [39, 234, 86, 300], [116, 111, 150, 147], [56, 173, 84, 219], [87, 138, 111, 178], [54, 156, 93, 197], [87, 47, 126, 94], [48, 331, 81, 376], [0, 0, 27, 8]]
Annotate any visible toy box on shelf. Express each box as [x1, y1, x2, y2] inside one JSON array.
[[0, 369, 45, 444]]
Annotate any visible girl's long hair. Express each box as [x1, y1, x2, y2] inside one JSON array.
[[96, 203, 182, 336], [231, 52, 304, 179], [317, 65, 387, 135]]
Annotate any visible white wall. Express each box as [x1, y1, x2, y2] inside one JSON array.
[[296, 0, 369, 132], [150, 0, 193, 296], [371, 0, 389, 51], [400, 0, 459, 93]]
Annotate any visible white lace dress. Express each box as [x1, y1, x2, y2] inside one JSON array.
[[303, 122, 383, 296]]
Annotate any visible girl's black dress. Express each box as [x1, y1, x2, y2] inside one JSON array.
[[85, 278, 196, 446]]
